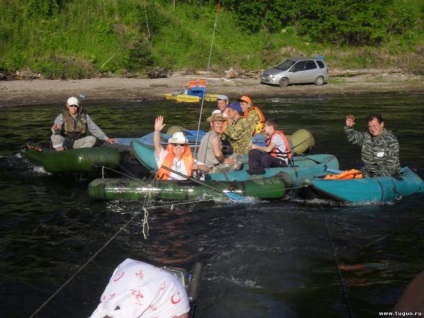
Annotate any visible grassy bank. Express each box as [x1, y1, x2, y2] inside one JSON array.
[[0, 0, 423, 79]]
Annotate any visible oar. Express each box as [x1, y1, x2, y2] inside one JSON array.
[[303, 156, 323, 164], [160, 165, 248, 202]]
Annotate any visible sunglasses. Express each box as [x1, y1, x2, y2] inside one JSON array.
[[172, 143, 186, 147], [68, 105, 79, 108]]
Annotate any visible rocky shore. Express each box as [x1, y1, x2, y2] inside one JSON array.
[[1, 69, 423, 107]]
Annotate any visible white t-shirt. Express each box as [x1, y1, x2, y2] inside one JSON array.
[[271, 133, 289, 164], [155, 148, 189, 180], [90, 259, 190, 318]]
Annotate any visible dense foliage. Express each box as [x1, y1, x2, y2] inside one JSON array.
[[0, 0, 422, 78], [225, 0, 418, 46]]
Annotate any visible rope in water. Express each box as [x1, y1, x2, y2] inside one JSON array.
[[29, 153, 216, 316], [141, 170, 158, 239], [28, 196, 208, 317], [323, 214, 353, 318], [28, 208, 138, 318]]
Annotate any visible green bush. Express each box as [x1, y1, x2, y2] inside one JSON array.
[[35, 55, 95, 79]]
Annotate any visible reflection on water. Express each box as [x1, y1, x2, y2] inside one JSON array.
[[0, 95, 423, 317]]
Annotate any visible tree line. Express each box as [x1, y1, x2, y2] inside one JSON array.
[[0, 0, 422, 78]]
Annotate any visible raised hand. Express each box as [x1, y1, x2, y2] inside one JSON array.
[[154, 115, 166, 132], [346, 115, 355, 127]]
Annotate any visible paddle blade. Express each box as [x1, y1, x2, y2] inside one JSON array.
[[223, 191, 249, 202]]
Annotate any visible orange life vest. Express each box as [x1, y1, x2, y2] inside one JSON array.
[[244, 106, 266, 135], [267, 130, 292, 160], [324, 169, 363, 180], [156, 144, 193, 180]]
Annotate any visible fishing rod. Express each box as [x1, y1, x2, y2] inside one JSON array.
[[193, 0, 221, 159], [160, 165, 248, 202], [291, 134, 314, 152], [28, 210, 140, 318]]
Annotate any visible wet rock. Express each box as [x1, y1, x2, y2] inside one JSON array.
[[147, 67, 169, 79]]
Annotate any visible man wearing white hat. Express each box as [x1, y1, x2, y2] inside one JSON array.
[[51, 96, 116, 151], [195, 110, 240, 173]]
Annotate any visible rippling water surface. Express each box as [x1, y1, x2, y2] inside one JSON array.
[[0, 94, 423, 317]]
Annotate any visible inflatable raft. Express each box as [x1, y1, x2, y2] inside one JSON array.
[[117, 127, 314, 157], [129, 137, 334, 190], [115, 126, 206, 150], [88, 175, 288, 201], [164, 92, 219, 103], [206, 154, 339, 186], [164, 78, 219, 103], [22, 143, 121, 174], [301, 167, 424, 203]]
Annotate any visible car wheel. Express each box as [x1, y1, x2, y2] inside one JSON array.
[[314, 76, 325, 86], [279, 78, 289, 87]]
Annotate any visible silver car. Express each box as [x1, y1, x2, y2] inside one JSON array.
[[260, 57, 329, 87]]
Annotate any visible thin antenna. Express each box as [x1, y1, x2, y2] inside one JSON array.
[[193, 0, 221, 159]]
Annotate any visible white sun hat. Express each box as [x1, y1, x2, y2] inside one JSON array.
[[168, 131, 188, 144]]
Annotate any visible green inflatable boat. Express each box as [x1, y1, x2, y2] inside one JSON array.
[[88, 175, 289, 201], [22, 143, 121, 174]]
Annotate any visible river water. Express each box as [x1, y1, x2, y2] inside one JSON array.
[[0, 94, 423, 318]]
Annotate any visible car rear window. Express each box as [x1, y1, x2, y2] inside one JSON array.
[[317, 60, 325, 68]]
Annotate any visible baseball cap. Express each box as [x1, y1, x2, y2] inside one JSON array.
[[67, 97, 79, 106], [228, 102, 242, 113], [239, 95, 252, 104]]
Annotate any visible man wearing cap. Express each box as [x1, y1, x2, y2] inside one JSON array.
[[217, 95, 230, 116], [196, 111, 240, 173], [223, 102, 252, 155], [154, 116, 193, 180], [51, 96, 116, 151], [239, 95, 265, 136], [216, 95, 230, 130]]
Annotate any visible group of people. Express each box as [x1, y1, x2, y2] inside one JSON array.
[[53, 95, 400, 181], [153, 94, 297, 179], [153, 96, 400, 180], [52, 95, 401, 317]]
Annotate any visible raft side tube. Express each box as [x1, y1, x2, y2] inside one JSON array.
[[88, 176, 287, 201], [22, 146, 121, 173], [289, 129, 315, 155]]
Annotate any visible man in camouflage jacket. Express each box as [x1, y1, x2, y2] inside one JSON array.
[[345, 114, 400, 178], [224, 102, 252, 155]]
